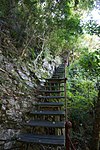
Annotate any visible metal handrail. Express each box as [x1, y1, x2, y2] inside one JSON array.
[[65, 121, 76, 150], [64, 60, 67, 121]]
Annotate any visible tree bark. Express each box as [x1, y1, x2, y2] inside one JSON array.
[[91, 88, 100, 150]]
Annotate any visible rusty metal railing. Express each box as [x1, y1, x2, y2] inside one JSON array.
[[65, 121, 76, 150], [64, 59, 76, 150]]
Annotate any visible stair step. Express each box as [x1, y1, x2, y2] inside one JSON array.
[[30, 110, 65, 115], [54, 70, 64, 73], [24, 120, 65, 128], [56, 67, 65, 71], [52, 76, 64, 78], [52, 76, 61, 78], [37, 96, 65, 99], [55, 70, 65, 73], [46, 78, 66, 83], [55, 67, 65, 71], [18, 134, 65, 146], [38, 90, 64, 93], [44, 85, 64, 88], [33, 102, 64, 107], [53, 72, 64, 74]]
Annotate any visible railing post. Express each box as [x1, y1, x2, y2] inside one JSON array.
[[65, 120, 72, 150], [64, 60, 67, 121]]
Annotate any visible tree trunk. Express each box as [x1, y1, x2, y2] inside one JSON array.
[[91, 88, 100, 150]]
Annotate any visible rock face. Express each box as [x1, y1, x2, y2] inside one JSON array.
[[0, 49, 61, 149]]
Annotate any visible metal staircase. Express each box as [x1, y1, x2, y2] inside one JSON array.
[[0, 62, 76, 150], [17, 63, 68, 150]]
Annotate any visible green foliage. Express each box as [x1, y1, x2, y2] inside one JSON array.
[[79, 50, 100, 77], [0, 0, 19, 17], [75, 0, 94, 10], [83, 20, 100, 37], [29, 48, 36, 59], [68, 79, 97, 108], [67, 58, 98, 148], [67, 59, 98, 110], [0, 0, 95, 61]]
